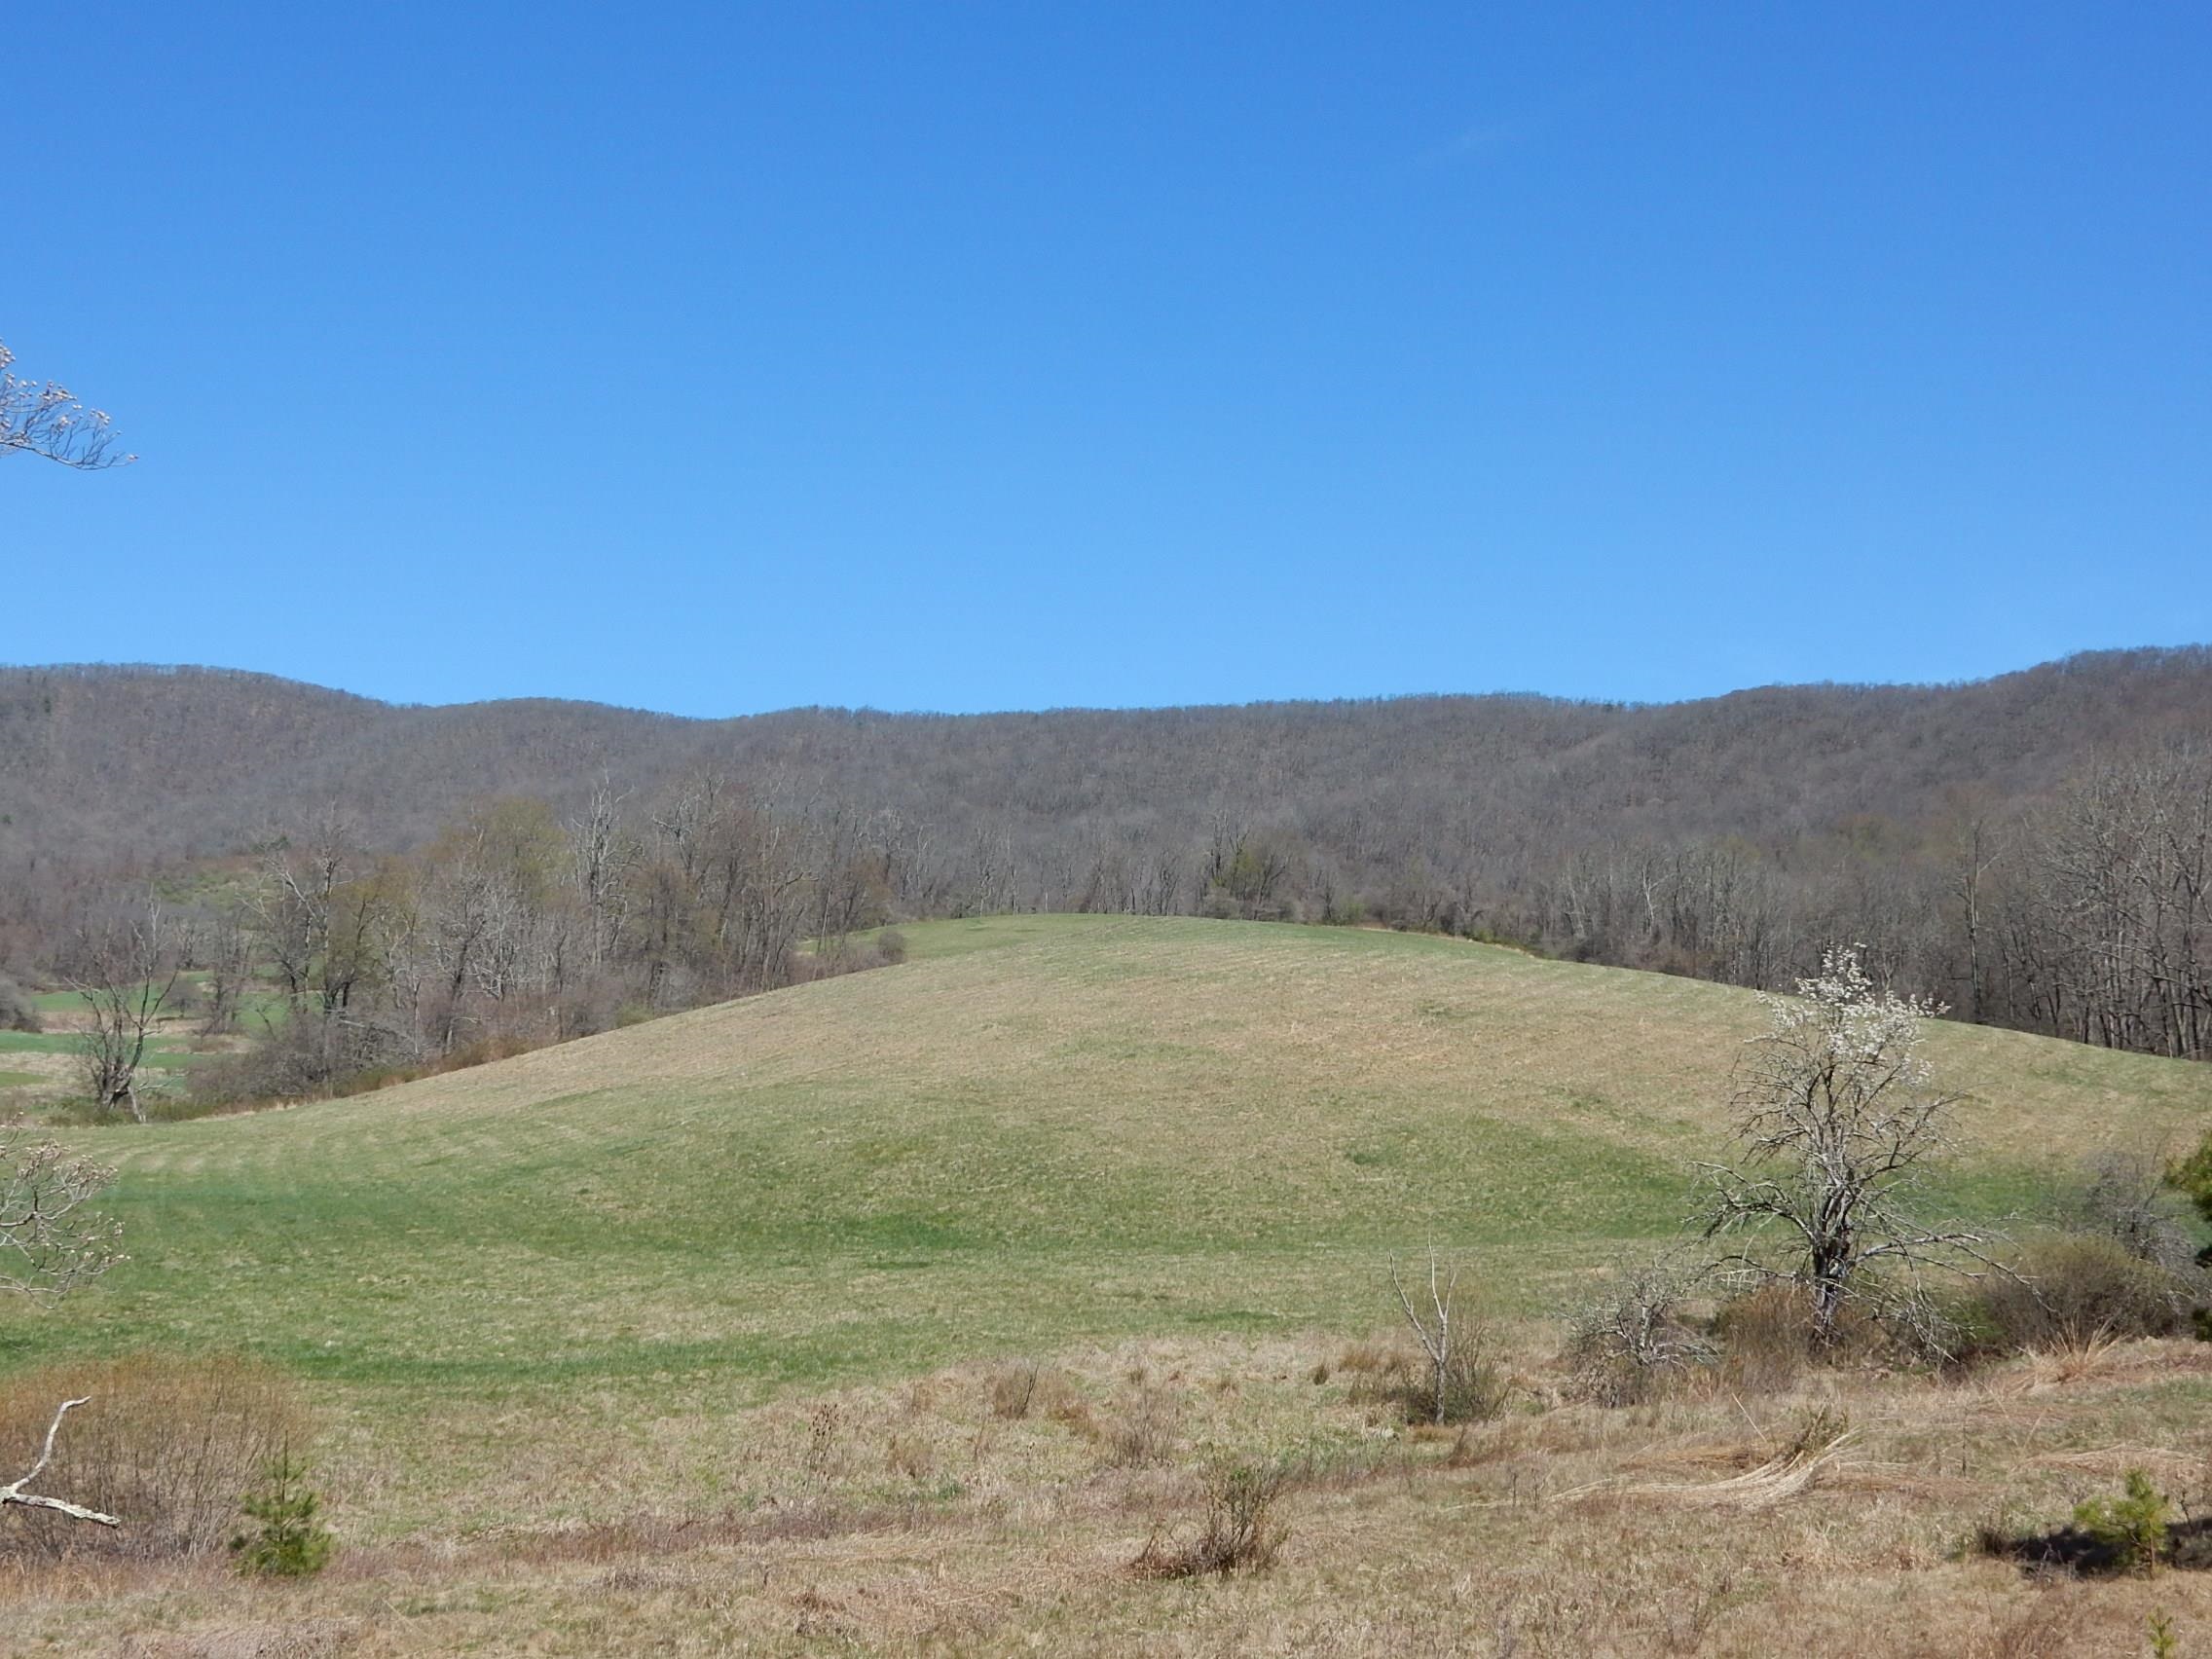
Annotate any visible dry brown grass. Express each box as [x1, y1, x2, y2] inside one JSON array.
[[4, 921, 2206, 1650], [0, 1352, 308, 1563], [0, 1332, 2201, 1653]]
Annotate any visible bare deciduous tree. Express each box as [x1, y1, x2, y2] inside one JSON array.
[[64, 900, 181, 1124], [193, 911, 254, 1039], [1699, 945, 1993, 1347], [1389, 1244, 1495, 1424], [0, 342, 132, 469]]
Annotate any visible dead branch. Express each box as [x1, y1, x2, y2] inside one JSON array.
[[0, 1397, 119, 1527]]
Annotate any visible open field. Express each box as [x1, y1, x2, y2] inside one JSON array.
[[3, 916, 2211, 1653], [0, 1027, 205, 1070]]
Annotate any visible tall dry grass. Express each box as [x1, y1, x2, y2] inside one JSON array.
[[0, 1351, 309, 1561]]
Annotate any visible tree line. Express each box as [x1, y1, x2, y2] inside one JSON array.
[[1498, 748, 2212, 1061], [3, 649, 2210, 1089], [48, 779, 905, 1109]]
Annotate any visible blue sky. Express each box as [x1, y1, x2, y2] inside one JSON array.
[[5, 3, 2206, 716]]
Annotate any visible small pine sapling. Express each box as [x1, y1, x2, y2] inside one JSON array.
[[231, 1449, 334, 1577], [2074, 1468, 2171, 1576]]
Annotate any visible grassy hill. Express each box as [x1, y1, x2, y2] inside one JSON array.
[[7, 917, 2205, 1531]]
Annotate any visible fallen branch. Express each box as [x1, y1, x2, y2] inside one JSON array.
[[0, 1397, 119, 1528]]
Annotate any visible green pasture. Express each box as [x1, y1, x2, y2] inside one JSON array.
[[2, 915, 2204, 1534]]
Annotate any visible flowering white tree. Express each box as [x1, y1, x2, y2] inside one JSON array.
[[1700, 945, 1992, 1347], [0, 1122, 124, 1306], [0, 341, 133, 469]]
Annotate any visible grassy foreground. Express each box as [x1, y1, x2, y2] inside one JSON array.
[[2, 916, 2210, 1652]]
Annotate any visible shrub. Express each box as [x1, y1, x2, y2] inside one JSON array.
[[1433, 1350, 1508, 1425], [1962, 1235, 2196, 1357], [231, 1449, 334, 1578], [2074, 1469, 2171, 1576], [1341, 1341, 1504, 1426], [1711, 1284, 1890, 1389], [0, 976, 40, 1034], [2075, 1152, 2200, 1274], [2167, 1131, 2212, 1229], [875, 929, 908, 966], [1131, 1456, 1293, 1578], [188, 1011, 410, 1107], [1103, 1384, 1179, 1468], [0, 1352, 310, 1560], [1565, 1250, 1714, 1405]]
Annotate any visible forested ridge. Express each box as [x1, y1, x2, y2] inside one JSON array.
[[3, 646, 2210, 1075]]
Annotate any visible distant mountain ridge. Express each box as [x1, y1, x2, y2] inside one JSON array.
[[4, 648, 2209, 873]]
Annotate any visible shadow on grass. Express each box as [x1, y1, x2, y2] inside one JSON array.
[[1977, 1516, 2212, 1576]]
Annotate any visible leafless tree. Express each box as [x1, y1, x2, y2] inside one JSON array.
[[1699, 945, 1994, 1347], [566, 777, 634, 974], [63, 900, 180, 1124], [2025, 750, 2212, 1059], [0, 342, 133, 469], [193, 911, 254, 1038], [1389, 1244, 1493, 1424]]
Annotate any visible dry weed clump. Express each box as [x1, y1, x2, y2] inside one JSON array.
[[1130, 1456, 1294, 1579], [1710, 1283, 1892, 1392], [0, 1352, 310, 1561], [799, 1402, 845, 1487], [988, 1362, 1079, 1421], [1102, 1385, 1180, 1469], [883, 1431, 935, 1483], [1960, 1235, 2199, 1359], [1551, 1406, 1855, 1513]]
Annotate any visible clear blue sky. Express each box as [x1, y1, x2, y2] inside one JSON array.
[[7, 4, 2207, 716]]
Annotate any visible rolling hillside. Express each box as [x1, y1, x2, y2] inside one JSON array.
[[13, 917, 2205, 1533]]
